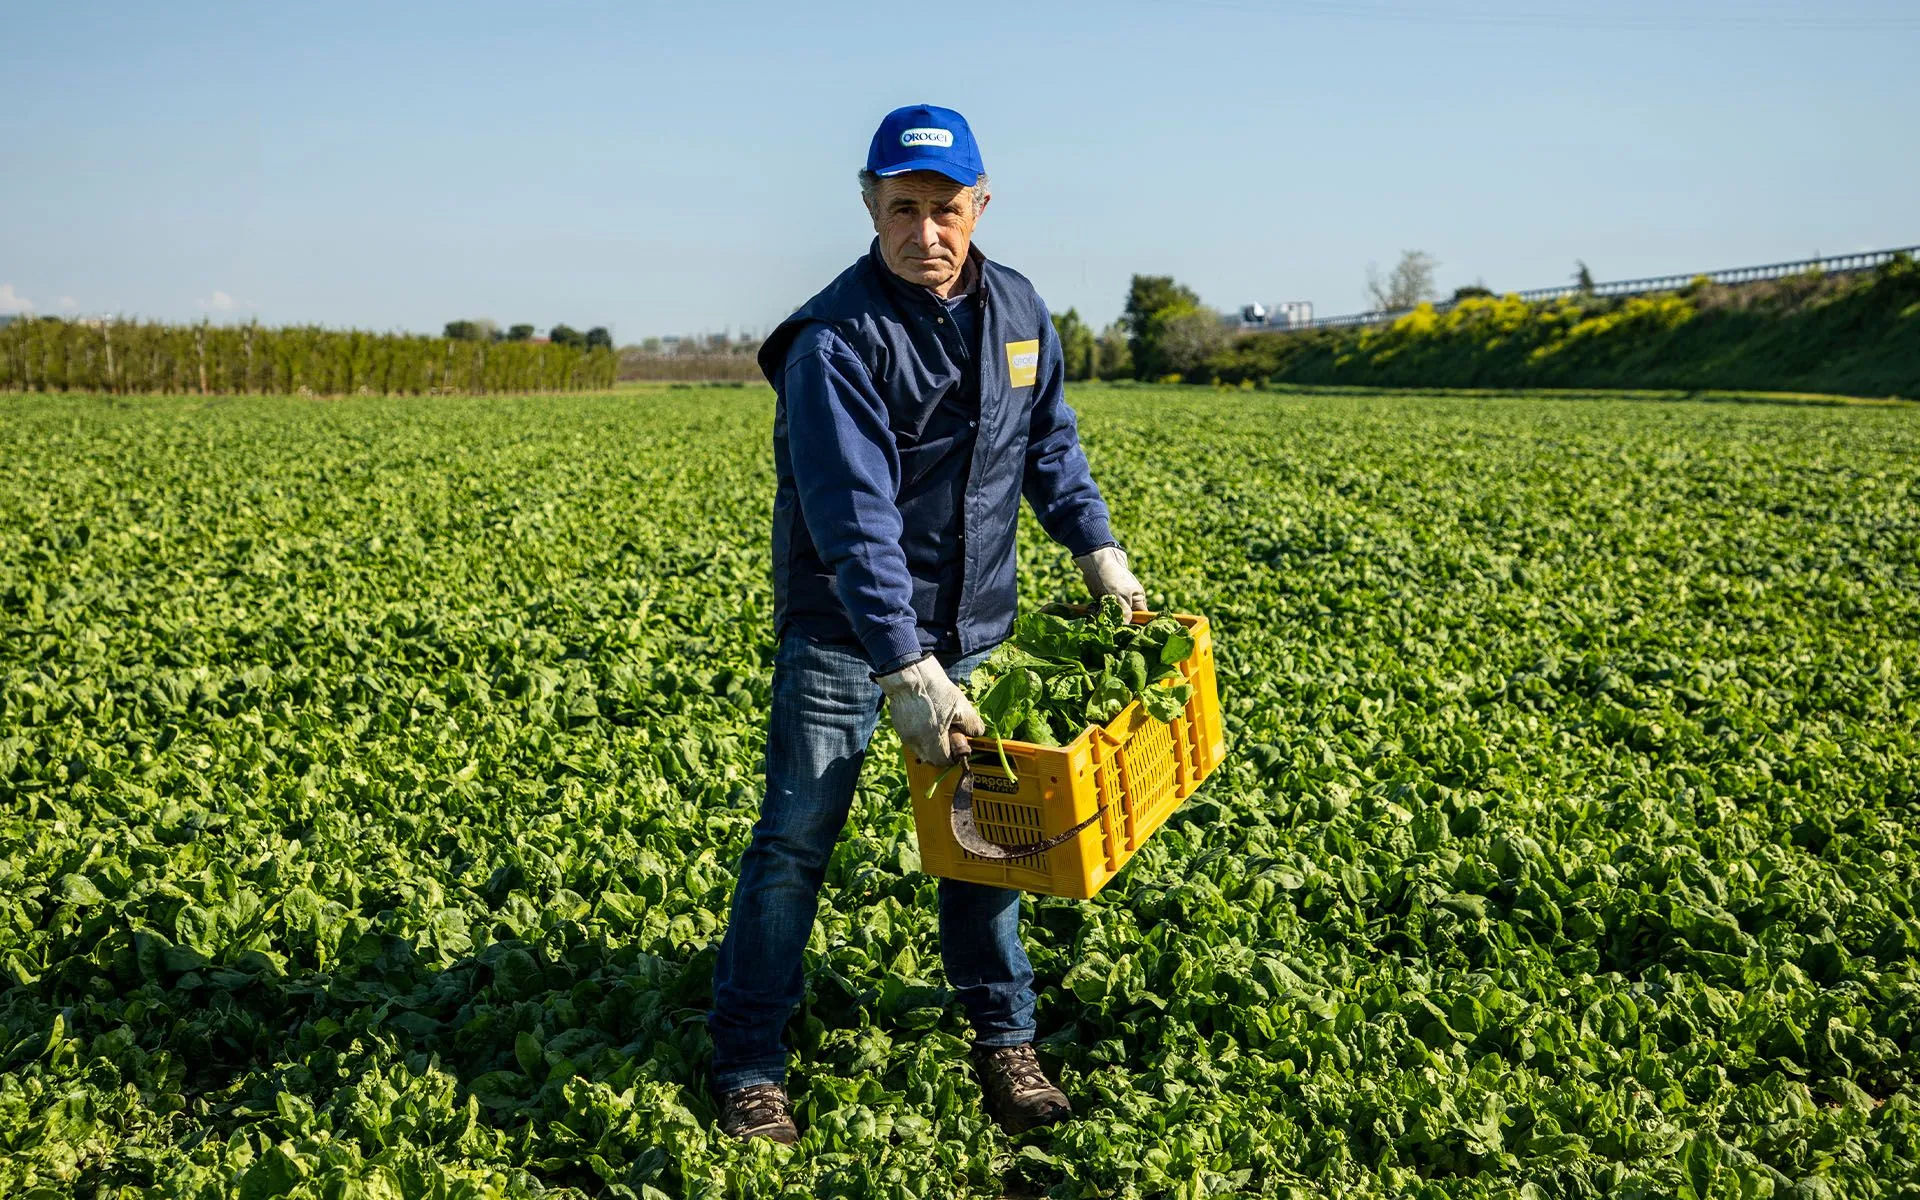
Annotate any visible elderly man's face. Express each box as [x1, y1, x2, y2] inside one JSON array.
[[868, 172, 989, 296]]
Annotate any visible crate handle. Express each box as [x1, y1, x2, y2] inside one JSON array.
[[948, 758, 1102, 861]]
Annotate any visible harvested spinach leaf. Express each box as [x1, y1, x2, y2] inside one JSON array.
[[967, 596, 1197, 744]]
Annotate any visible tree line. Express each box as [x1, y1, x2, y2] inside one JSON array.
[[443, 319, 614, 351], [1049, 275, 1233, 383], [0, 317, 618, 395], [1056, 252, 1459, 384]]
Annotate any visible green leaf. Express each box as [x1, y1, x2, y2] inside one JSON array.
[[1678, 1134, 1720, 1200], [515, 1029, 544, 1076], [57, 874, 106, 906]]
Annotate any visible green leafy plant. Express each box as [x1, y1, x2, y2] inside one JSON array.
[[968, 597, 1195, 747]]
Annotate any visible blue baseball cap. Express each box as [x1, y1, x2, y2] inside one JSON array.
[[865, 104, 984, 187]]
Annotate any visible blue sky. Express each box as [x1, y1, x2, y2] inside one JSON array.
[[4, 1, 1915, 340]]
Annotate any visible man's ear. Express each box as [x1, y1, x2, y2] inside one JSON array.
[[974, 190, 991, 220]]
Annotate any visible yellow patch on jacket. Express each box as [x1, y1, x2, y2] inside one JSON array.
[[1005, 340, 1040, 389]]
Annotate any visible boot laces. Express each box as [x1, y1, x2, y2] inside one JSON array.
[[730, 1083, 791, 1127], [985, 1044, 1053, 1096]]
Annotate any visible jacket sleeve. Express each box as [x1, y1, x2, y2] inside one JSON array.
[[782, 325, 925, 675], [1021, 315, 1116, 556]]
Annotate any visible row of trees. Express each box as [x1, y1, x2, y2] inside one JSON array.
[[617, 330, 764, 383], [1061, 252, 1529, 383], [1, 317, 618, 395], [1050, 276, 1233, 383], [443, 319, 614, 351]]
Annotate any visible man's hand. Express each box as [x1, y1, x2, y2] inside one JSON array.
[[877, 656, 986, 766], [1074, 545, 1147, 612]]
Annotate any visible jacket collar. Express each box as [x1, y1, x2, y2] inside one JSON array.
[[867, 238, 990, 309]]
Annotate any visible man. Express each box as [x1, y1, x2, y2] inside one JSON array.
[[707, 103, 1148, 1144]]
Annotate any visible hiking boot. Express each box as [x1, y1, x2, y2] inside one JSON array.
[[718, 1082, 799, 1144], [973, 1043, 1072, 1134]]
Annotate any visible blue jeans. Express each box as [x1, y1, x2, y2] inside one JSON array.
[[707, 633, 1036, 1093]]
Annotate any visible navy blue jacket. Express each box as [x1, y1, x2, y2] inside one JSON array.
[[758, 240, 1114, 674]]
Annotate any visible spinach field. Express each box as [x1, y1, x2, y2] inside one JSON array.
[[3, 385, 1917, 1198]]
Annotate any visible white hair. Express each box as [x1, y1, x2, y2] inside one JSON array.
[[859, 169, 989, 215]]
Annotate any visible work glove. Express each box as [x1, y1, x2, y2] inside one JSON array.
[[1074, 545, 1148, 613], [877, 656, 986, 766]]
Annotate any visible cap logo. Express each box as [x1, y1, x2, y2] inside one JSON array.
[[899, 127, 954, 148]]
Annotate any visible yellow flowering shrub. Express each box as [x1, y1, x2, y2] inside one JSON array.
[[1530, 295, 1697, 364], [1204, 256, 1916, 395]]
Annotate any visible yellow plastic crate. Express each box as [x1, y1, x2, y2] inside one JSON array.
[[903, 612, 1225, 899]]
